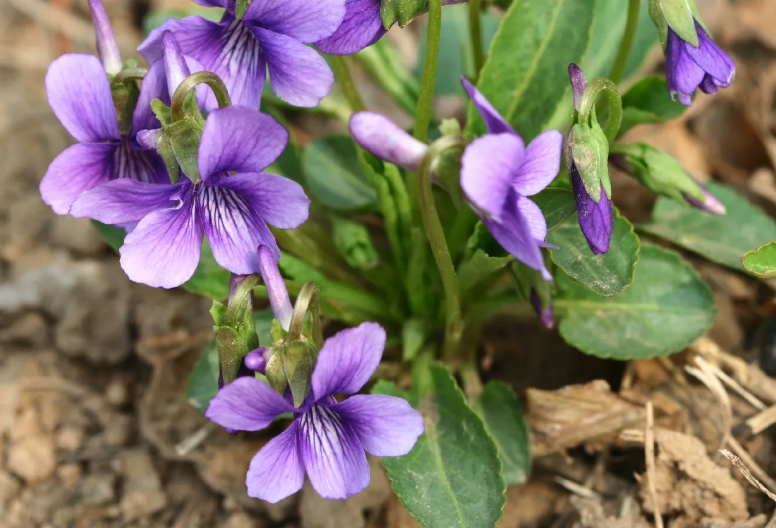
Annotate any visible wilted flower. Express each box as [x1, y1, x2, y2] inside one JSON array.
[[206, 322, 424, 502], [565, 64, 614, 255], [461, 77, 562, 280], [666, 21, 735, 106], [70, 107, 310, 288], [138, 0, 345, 108], [40, 1, 167, 215], [317, 0, 467, 55]]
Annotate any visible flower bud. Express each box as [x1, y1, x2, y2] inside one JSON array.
[[244, 348, 267, 374], [350, 112, 428, 172], [87, 0, 122, 75], [162, 31, 192, 100], [212, 274, 261, 386], [258, 245, 293, 331], [649, 0, 698, 48], [264, 341, 317, 407], [612, 143, 726, 214]]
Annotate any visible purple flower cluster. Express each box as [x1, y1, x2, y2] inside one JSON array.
[[206, 322, 424, 502]]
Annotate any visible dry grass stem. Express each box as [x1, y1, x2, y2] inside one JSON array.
[[645, 402, 663, 528], [747, 404, 776, 435], [685, 356, 733, 454], [726, 436, 776, 493], [720, 447, 776, 503]]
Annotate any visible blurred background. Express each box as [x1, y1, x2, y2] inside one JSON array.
[[2, 0, 776, 527]]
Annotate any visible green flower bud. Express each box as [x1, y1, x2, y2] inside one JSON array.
[[565, 114, 611, 203], [263, 340, 318, 407]]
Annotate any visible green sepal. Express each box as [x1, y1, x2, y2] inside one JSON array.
[[235, 0, 250, 19], [264, 345, 288, 396], [284, 340, 316, 407], [380, 0, 398, 29], [656, 0, 698, 47], [616, 142, 705, 206], [214, 277, 261, 385], [567, 121, 609, 202], [169, 118, 204, 183], [111, 80, 140, 137], [397, 0, 426, 26], [330, 214, 380, 270], [439, 118, 462, 137], [270, 318, 287, 344], [156, 132, 180, 184], [151, 98, 173, 127], [435, 146, 465, 209], [210, 299, 227, 327]]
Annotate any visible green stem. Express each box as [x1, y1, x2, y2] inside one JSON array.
[[113, 67, 148, 83], [171, 71, 231, 121], [287, 281, 323, 347], [417, 136, 467, 359], [609, 0, 641, 84], [578, 77, 623, 144], [468, 0, 485, 83], [330, 55, 365, 112], [413, 0, 443, 143]]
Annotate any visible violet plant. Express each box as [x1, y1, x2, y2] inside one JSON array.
[[41, 0, 776, 525]]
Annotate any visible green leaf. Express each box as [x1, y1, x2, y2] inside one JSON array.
[[639, 183, 776, 271], [458, 249, 512, 301], [468, 0, 595, 139], [187, 310, 273, 411], [183, 241, 231, 300], [618, 76, 687, 137], [556, 244, 715, 359], [92, 221, 125, 251], [356, 37, 419, 115], [742, 240, 776, 279], [532, 188, 577, 232], [580, 0, 657, 80], [472, 382, 531, 486], [304, 135, 378, 210], [374, 363, 506, 528], [548, 208, 640, 296], [416, 4, 500, 96]]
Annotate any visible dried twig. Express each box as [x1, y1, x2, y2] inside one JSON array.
[[726, 436, 776, 493], [685, 356, 733, 454], [175, 423, 215, 457], [720, 448, 776, 503], [553, 477, 601, 500], [747, 404, 776, 435], [645, 402, 664, 528], [707, 361, 767, 411]]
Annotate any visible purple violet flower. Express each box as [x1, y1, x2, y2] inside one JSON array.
[[461, 77, 562, 281], [317, 0, 467, 55], [69, 106, 310, 288], [205, 322, 424, 502], [666, 20, 735, 106], [349, 112, 428, 172], [566, 64, 614, 255], [40, 11, 167, 215], [138, 0, 346, 108]]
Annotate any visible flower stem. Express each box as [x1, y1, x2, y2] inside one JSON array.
[[578, 77, 623, 143], [113, 67, 148, 83], [330, 55, 365, 112], [468, 0, 485, 83], [609, 0, 641, 84], [171, 71, 231, 122], [417, 136, 466, 359], [413, 0, 443, 143]]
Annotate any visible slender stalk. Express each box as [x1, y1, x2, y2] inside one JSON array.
[[609, 0, 641, 84], [113, 67, 148, 83], [330, 55, 365, 112], [417, 136, 467, 359], [468, 0, 485, 83], [171, 71, 231, 121], [413, 0, 443, 143], [578, 77, 623, 143]]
